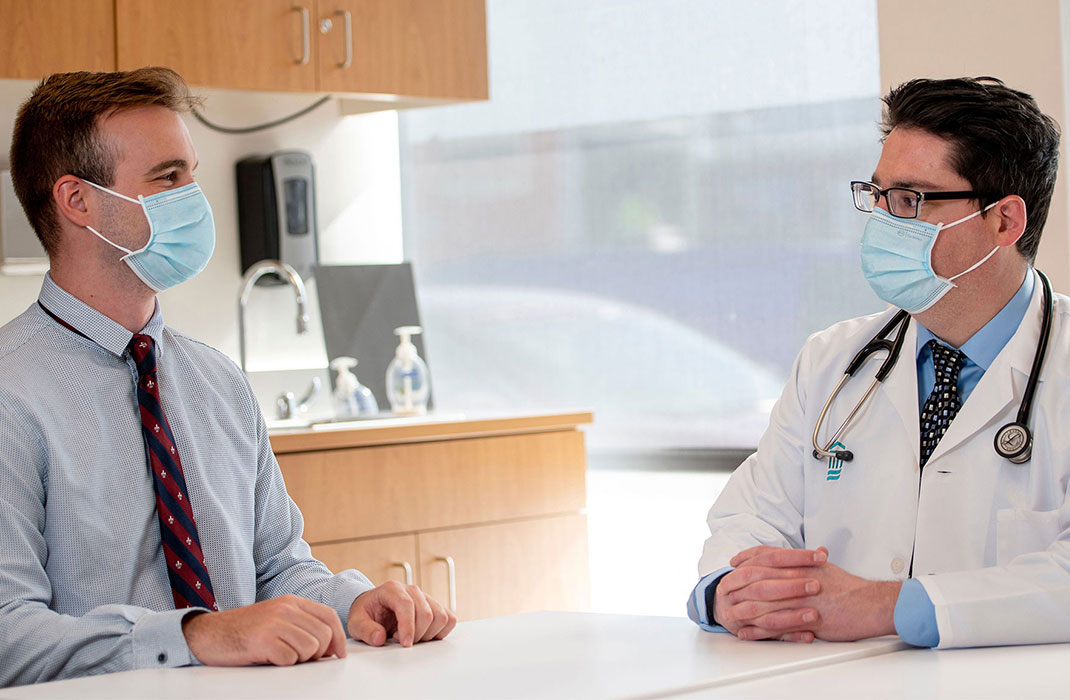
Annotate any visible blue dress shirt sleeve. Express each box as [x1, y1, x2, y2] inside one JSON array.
[[687, 568, 732, 632], [894, 578, 940, 647]]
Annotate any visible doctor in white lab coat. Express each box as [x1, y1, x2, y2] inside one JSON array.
[[689, 77, 1070, 649]]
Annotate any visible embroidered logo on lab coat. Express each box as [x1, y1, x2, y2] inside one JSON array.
[[826, 442, 847, 481]]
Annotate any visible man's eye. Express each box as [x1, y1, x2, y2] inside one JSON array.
[[159, 171, 177, 182]]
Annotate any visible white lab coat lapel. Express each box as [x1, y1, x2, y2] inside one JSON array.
[[875, 314, 921, 467], [923, 276, 1044, 464]]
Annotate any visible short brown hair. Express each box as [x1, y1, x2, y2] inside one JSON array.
[[881, 77, 1060, 262], [9, 67, 200, 256]]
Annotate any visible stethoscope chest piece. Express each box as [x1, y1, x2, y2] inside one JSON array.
[[994, 422, 1033, 464]]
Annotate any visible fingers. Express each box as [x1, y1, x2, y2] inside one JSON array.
[[349, 582, 458, 647], [730, 546, 828, 569], [420, 593, 456, 642], [275, 619, 327, 663], [434, 607, 458, 640], [292, 596, 348, 659], [349, 613, 390, 648], [387, 586, 417, 647], [734, 607, 819, 641], [408, 585, 435, 644], [777, 631, 815, 643], [726, 577, 820, 605], [719, 598, 818, 627], [717, 565, 816, 596]]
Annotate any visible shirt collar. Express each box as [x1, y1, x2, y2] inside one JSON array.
[[37, 272, 166, 358], [915, 268, 1035, 370]]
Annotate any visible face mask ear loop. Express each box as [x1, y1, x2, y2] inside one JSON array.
[[85, 225, 135, 256], [931, 201, 1003, 287], [948, 246, 1000, 283]]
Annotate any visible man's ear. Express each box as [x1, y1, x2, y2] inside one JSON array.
[[991, 194, 1027, 248], [52, 175, 93, 228]]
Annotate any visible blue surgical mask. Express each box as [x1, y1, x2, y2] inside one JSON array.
[[860, 203, 999, 313], [84, 180, 216, 292]]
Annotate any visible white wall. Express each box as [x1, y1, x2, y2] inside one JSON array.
[[876, 0, 1070, 292], [0, 79, 403, 363]]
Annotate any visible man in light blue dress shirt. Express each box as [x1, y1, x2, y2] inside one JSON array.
[[689, 77, 1070, 648], [0, 68, 454, 687]]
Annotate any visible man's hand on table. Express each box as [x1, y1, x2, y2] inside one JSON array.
[[182, 594, 348, 666], [715, 545, 901, 643], [348, 580, 457, 648], [182, 581, 457, 667]]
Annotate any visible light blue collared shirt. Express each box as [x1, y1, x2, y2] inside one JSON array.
[[0, 275, 373, 687], [688, 270, 1036, 647]]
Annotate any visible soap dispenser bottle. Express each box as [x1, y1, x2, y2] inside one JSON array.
[[330, 356, 379, 418], [385, 326, 430, 416]]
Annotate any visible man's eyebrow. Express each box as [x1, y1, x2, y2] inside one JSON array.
[[871, 173, 945, 190], [144, 159, 190, 176]]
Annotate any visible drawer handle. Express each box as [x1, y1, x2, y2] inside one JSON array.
[[293, 6, 311, 65], [336, 9, 353, 69], [392, 561, 414, 585], [436, 555, 457, 611]]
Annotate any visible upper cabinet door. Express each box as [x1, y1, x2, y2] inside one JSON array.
[[115, 0, 318, 92], [0, 0, 115, 79], [317, 0, 488, 100]]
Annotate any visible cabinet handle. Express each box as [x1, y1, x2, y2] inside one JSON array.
[[336, 9, 353, 69], [392, 561, 414, 586], [436, 555, 457, 611], [293, 6, 311, 65]]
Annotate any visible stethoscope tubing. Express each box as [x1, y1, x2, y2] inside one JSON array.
[[812, 270, 1052, 465]]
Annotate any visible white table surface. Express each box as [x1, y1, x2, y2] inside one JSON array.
[[1, 612, 906, 700], [677, 640, 1070, 700]]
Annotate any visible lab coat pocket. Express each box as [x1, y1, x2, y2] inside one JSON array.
[[995, 508, 1062, 565]]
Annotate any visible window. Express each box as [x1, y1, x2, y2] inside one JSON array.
[[400, 0, 884, 455]]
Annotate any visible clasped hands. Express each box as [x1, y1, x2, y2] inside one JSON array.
[[183, 580, 456, 666], [714, 545, 901, 643]]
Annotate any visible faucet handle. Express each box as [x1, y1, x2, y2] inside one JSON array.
[[276, 391, 298, 420], [296, 376, 322, 413]]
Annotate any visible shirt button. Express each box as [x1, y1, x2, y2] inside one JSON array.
[[891, 556, 905, 574], [157, 652, 168, 664]]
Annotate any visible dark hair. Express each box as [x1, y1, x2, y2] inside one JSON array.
[[881, 77, 1060, 262], [9, 67, 200, 256]]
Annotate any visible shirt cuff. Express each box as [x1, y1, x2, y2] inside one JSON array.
[[329, 570, 376, 631], [893, 578, 940, 647], [687, 567, 732, 633], [132, 607, 207, 668]]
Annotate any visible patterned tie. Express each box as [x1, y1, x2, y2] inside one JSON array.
[[129, 334, 217, 611], [919, 340, 966, 468]]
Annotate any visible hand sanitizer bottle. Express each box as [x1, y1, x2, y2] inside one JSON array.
[[330, 356, 379, 418], [385, 326, 430, 416]]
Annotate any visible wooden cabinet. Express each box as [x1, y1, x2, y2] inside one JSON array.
[[114, 0, 487, 102], [272, 412, 591, 621], [0, 0, 115, 78], [115, 0, 317, 93], [317, 0, 487, 99]]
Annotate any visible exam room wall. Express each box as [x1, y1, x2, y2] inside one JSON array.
[[877, 0, 1070, 293], [0, 79, 403, 361]]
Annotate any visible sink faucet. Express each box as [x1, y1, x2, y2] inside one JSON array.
[[238, 260, 311, 373]]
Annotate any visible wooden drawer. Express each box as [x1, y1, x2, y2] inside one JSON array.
[[278, 429, 587, 543], [419, 514, 590, 621], [311, 535, 418, 587]]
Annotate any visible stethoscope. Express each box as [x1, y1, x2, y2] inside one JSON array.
[[812, 270, 1054, 465]]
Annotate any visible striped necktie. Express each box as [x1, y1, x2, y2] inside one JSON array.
[[919, 340, 966, 468], [129, 334, 217, 611]]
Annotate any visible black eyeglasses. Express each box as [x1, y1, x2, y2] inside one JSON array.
[[850, 180, 981, 219]]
